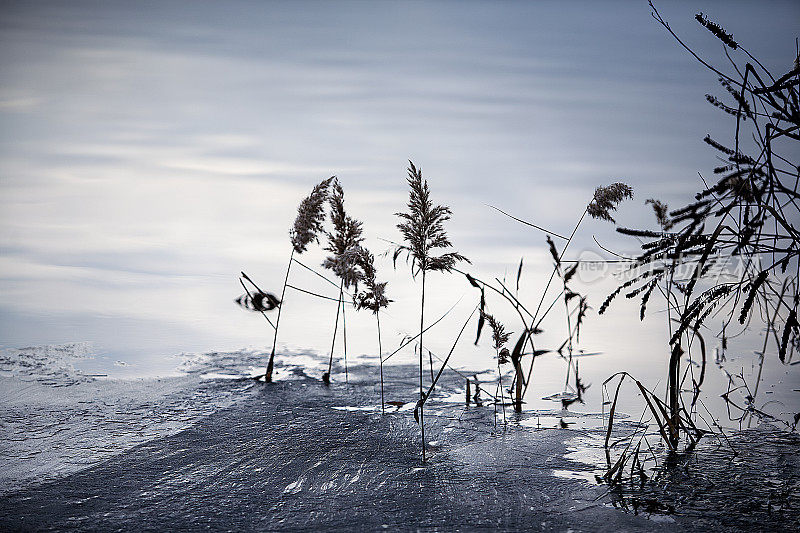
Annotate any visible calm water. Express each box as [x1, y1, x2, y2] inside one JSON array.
[[1, 1, 798, 426]]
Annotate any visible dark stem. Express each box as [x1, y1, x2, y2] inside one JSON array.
[[523, 206, 589, 397], [267, 249, 295, 382], [561, 285, 574, 395], [668, 344, 681, 448], [342, 294, 348, 383], [456, 270, 542, 409], [418, 305, 480, 411], [750, 280, 787, 417], [324, 280, 344, 385], [513, 358, 523, 413], [377, 311, 384, 414], [497, 354, 506, 425], [420, 269, 426, 463]]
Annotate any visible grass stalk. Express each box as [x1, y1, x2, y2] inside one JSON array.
[[395, 161, 468, 462], [342, 294, 348, 383], [266, 248, 294, 382], [377, 311, 384, 414], [497, 355, 506, 425], [323, 280, 344, 384], [419, 269, 427, 462]]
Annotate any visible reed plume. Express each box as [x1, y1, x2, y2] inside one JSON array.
[[645, 198, 673, 231], [265, 176, 334, 382], [322, 179, 364, 384], [353, 245, 391, 412], [483, 312, 511, 426], [395, 160, 468, 461], [586, 183, 633, 223], [291, 177, 335, 253]]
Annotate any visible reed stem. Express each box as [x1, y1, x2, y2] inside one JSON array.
[[324, 279, 344, 384], [377, 312, 384, 414], [267, 248, 295, 382], [420, 269, 426, 462]]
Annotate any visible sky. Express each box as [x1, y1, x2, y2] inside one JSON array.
[[1, 0, 798, 390]]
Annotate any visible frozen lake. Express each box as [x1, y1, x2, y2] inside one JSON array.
[[1, 346, 798, 531], [1, 1, 799, 529]]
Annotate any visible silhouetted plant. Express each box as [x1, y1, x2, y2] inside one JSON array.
[[601, 3, 799, 464], [395, 160, 468, 461], [586, 183, 633, 223], [466, 180, 629, 414], [322, 179, 364, 384], [464, 270, 548, 413], [483, 312, 511, 426], [489, 180, 630, 404], [544, 234, 592, 409], [352, 245, 392, 412], [265, 176, 334, 382]]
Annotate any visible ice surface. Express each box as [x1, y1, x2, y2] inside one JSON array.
[[1, 343, 798, 531], [0, 343, 335, 493]]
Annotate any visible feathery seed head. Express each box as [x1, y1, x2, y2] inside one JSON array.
[[482, 312, 512, 352], [352, 245, 391, 313], [695, 13, 738, 50], [498, 348, 511, 365], [322, 179, 364, 289], [395, 161, 469, 275], [645, 198, 673, 230], [322, 246, 363, 290], [290, 176, 335, 254], [587, 182, 633, 223]]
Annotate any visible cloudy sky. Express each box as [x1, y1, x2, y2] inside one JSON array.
[[1, 1, 798, 380]]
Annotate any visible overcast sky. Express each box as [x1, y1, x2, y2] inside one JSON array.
[[1, 1, 798, 374]]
